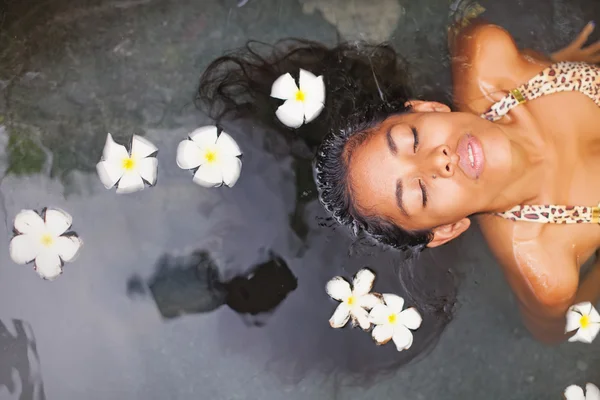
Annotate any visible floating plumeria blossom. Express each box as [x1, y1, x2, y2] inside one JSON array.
[[564, 383, 600, 400], [565, 301, 600, 344], [369, 294, 422, 352], [270, 69, 325, 128], [9, 208, 82, 280], [96, 133, 158, 194], [326, 268, 383, 330], [176, 126, 242, 188]]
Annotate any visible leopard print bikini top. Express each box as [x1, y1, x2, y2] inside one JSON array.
[[480, 61, 600, 224]]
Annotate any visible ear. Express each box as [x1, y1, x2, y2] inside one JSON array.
[[404, 100, 451, 113], [426, 218, 471, 248]]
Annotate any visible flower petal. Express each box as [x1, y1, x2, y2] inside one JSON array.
[[270, 73, 299, 100], [96, 160, 124, 189], [372, 324, 394, 345], [35, 251, 62, 280], [398, 307, 423, 330], [137, 157, 158, 186], [589, 305, 600, 323], [299, 69, 325, 101], [587, 323, 600, 343], [44, 209, 73, 236], [571, 302, 593, 316], [383, 293, 405, 314], [216, 132, 242, 157], [55, 236, 82, 262], [357, 293, 382, 310], [329, 303, 351, 328], [116, 171, 145, 194], [564, 385, 585, 400], [392, 325, 414, 351], [351, 307, 371, 330], [102, 133, 129, 162], [566, 310, 583, 333], [131, 135, 158, 159], [220, 157, 242, 188], [189, 126, 218, 148], [300, 69, 325, 109], [568, 327, 595, 344], [13, 210, 45, 235], [176, 140, 203, 170], [303, 100, 325, 124], [9, 234, 40, 264], [369, 304, 391, 325], [352, 268, 375, 296], [325, 277, 352, 302], [275, 100, 305, 128], [193, 163, 223, 188], [586, 383, 600, 400]]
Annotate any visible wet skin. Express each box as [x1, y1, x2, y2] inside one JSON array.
[[347, 22, 600, 343]]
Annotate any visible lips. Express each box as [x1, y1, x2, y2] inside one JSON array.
[[456, 134, 484, 179]]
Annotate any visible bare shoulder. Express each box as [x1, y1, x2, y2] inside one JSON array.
[[477, 215, 579, 315], [452, 23, 521, 66], [451, 23, 531, 113]]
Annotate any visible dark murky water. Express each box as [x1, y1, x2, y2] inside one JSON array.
[[0, 0, 599, 399]]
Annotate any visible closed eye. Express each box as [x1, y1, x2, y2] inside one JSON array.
[[411, 126, 419, 153], [419, 179, 428, 207]]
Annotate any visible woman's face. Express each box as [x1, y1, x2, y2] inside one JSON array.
[[347, 101, 513, 245]]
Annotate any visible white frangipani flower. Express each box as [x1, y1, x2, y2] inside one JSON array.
[[270, 69, 325, 128], [564, 383, 600, 400], [9, 208, 82, 280], [176, 126, 242, 188], [369, 294, 422, 352], [326, 268, 383, 330], [96, 133, 158, 194], [565, 301, 600, 344]]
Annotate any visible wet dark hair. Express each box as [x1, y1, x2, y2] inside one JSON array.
[[197, 39, 434, 252], [316, 118, 435, 253], [196, 39, 457, 380]]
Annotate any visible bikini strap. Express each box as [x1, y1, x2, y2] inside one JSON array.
[[495, 204, 600, 224], [483, 62, 600, 224], [481, 61, 600, 121]]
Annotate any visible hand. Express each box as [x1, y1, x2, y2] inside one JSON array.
[[551, 22, 600, 63]]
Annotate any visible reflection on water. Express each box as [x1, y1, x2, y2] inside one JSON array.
[[0, 319, 46, 400], [127, 249, 297, 325], [0, 0, 597, 398], [225, 251, 298, 322]]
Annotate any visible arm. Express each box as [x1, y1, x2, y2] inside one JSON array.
[[450, 19, 600, 64], [548, 22, 600, 63], [450, 20, 600, 114], [575, 256, 600, 305], [479, 221, 581, 345], [514, 253, 600, 344]]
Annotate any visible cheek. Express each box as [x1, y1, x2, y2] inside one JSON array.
[[430, 180, 472, 216], [427, 115, 461, 141]]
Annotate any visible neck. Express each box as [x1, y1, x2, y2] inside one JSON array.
[[485, 116, 548, 213]]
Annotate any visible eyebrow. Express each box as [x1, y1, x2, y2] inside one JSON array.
[[395, 179, 409, 217], [386, 125, 397, 155]]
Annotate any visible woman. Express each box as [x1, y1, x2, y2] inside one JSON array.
[[198, 20, 600, 345]]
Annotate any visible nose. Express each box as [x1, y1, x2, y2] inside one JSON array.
[[430, 145, 458, 178]]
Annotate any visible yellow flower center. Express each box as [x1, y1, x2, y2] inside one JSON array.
[[40, 233, 54, 247], [580, 315, 590, 329], [204, 149, 218, 164], [295, 90, 306, 102], [347, 296, 355, 306], [122, 157, 136, 171], [388, 313, 397, 325]]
